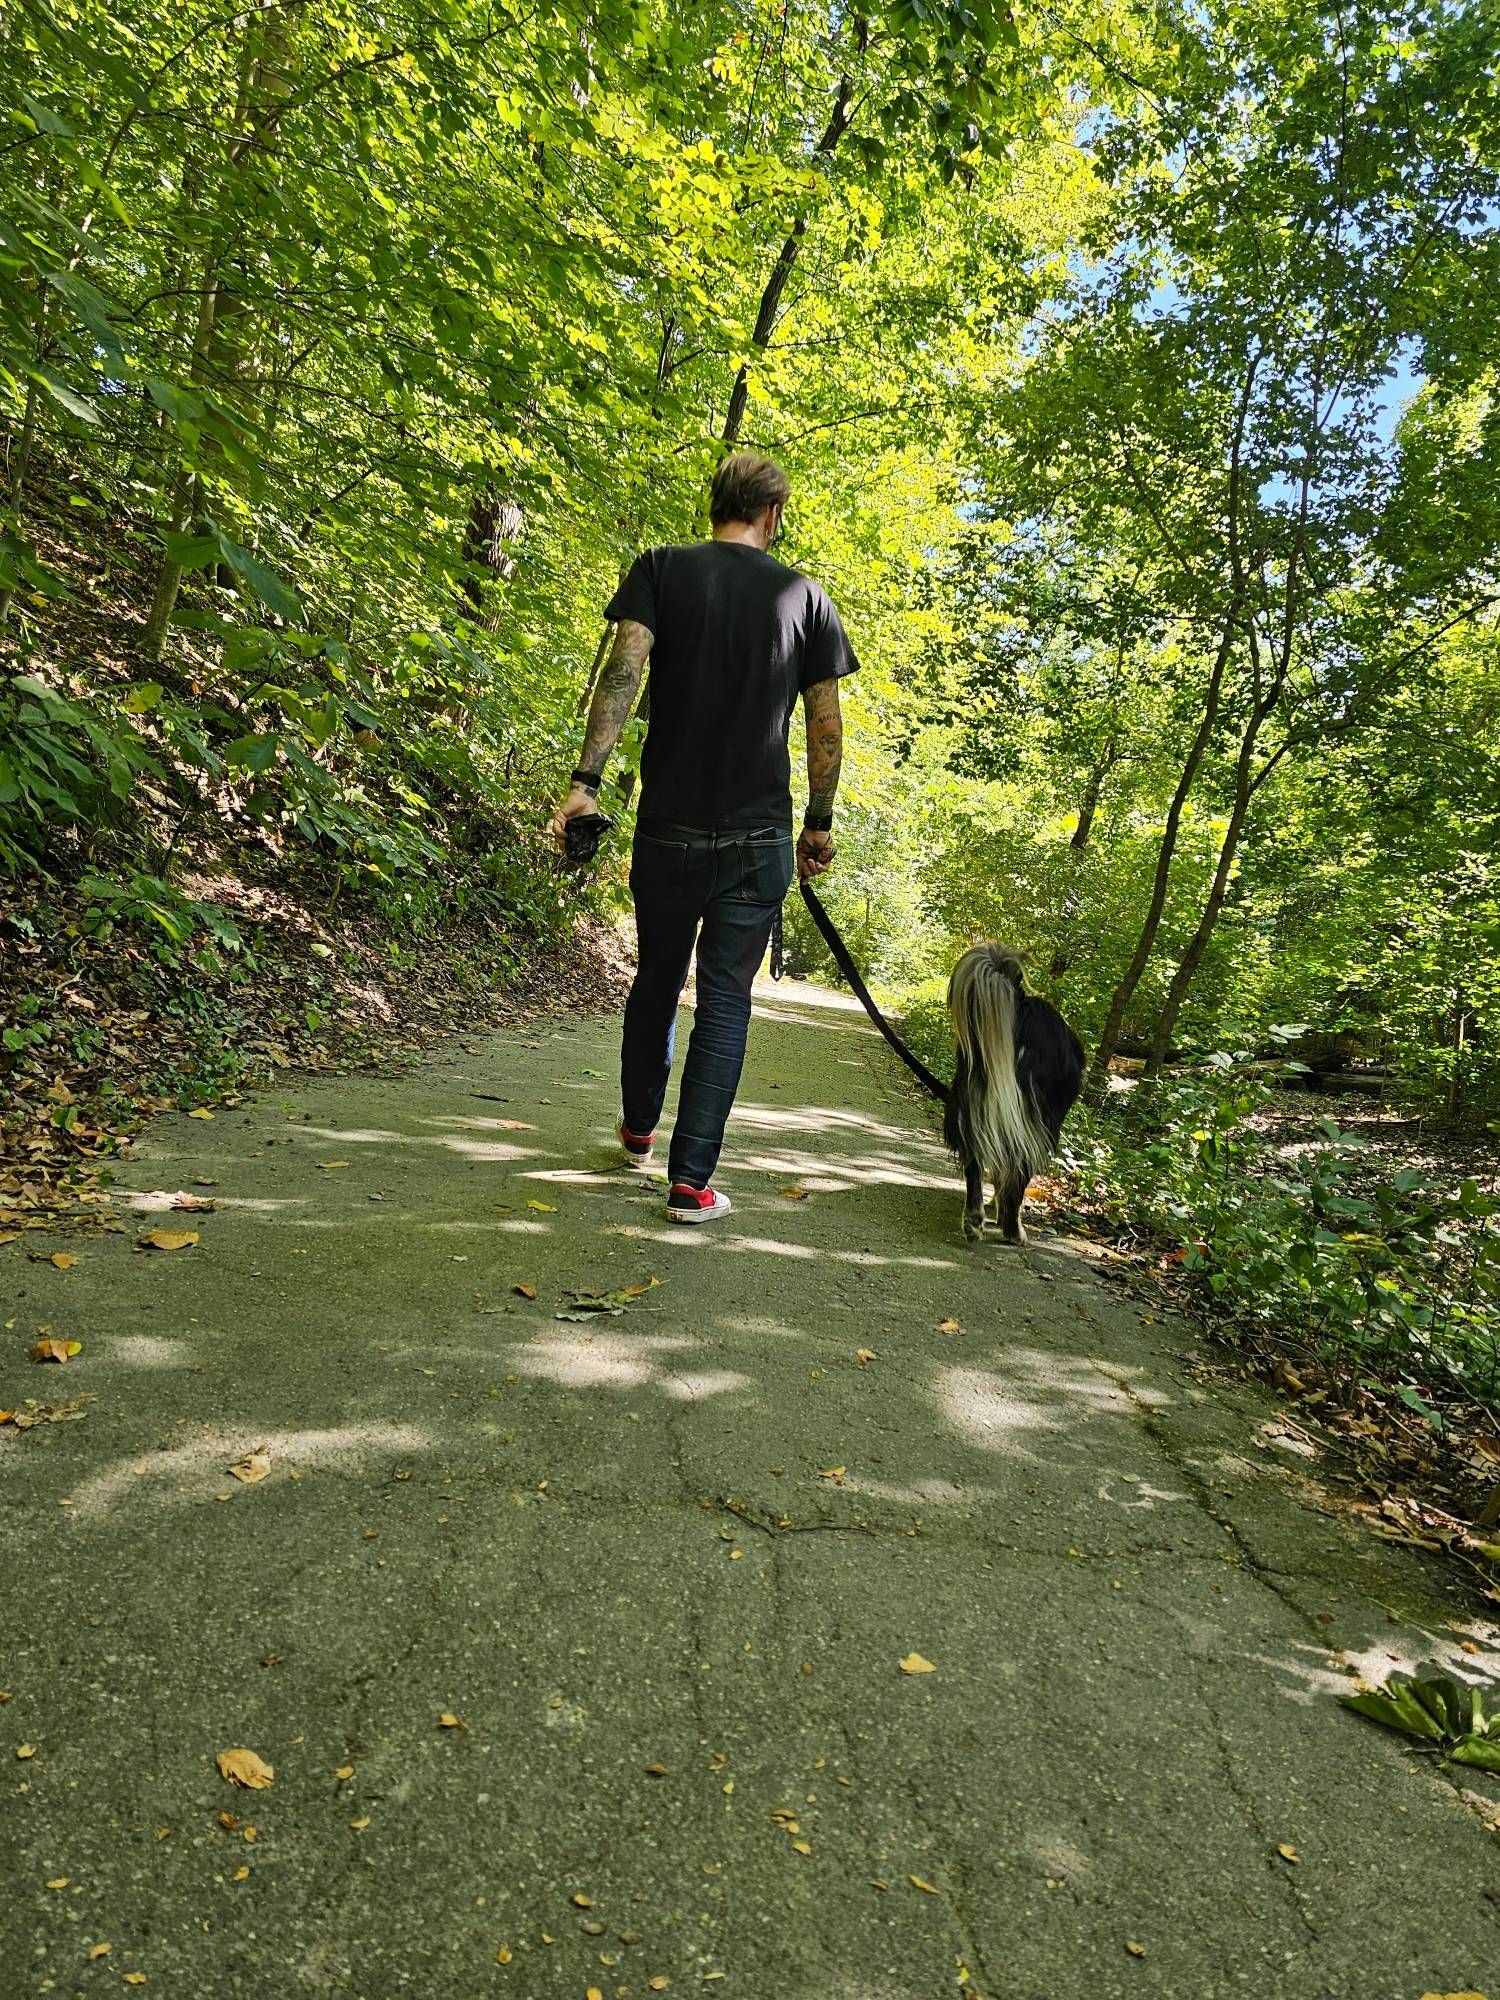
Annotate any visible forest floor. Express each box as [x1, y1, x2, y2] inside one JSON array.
[[3, 976, 1499, 1998]]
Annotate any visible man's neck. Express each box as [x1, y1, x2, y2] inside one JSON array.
[[712, 524, 768, 550]]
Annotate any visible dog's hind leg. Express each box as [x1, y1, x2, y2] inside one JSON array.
[[962, 1159, 986, 1244], [995, 1166, 1027, 1245]]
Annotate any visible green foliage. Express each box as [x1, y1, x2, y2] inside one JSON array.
[[1342, 1675, 1500, 1774], [1068, 1066, 1500, 1403]]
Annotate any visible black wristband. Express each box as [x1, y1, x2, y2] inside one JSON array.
[[571, 767, 603, 794], [802, 812, 834, 832]]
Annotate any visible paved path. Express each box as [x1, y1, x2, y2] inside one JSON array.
[[4, 978, 1498, 1998]]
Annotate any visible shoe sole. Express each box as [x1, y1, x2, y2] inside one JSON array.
[[621, 1151, 656, 1172]]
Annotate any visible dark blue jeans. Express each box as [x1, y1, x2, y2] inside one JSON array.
[[622, 820, 794, 1189]]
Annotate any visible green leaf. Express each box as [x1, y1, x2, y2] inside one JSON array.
[[27, 366, 99, 425], [210, 526, 303, 624], [225, 733, 282, 773], [1449, 1734, 1500, 1772], [161, 532, 221, 569]]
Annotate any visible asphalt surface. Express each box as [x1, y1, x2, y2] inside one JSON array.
[[3, 975, 1498, 2000]]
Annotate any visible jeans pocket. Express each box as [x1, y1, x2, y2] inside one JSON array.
[[731, 834, 793, 906], [630, 832, 690, 899]]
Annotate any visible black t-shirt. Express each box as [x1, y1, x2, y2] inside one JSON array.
[[604, 540, 858, 830]]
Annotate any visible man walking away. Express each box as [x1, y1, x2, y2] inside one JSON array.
[[552, 452, 859, 1223]]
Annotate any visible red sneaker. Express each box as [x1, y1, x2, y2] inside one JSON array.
[[666, 1183, 732, 1225], [617, 1119, 656, 1170]]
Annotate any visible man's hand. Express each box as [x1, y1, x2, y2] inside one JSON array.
[[797, 827, 835, 881], [551, 784, 600, 853]]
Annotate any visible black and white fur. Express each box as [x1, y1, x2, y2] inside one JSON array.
[[942, 945, 1085, 1244]]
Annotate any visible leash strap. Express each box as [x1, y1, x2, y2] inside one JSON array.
[[798, 882, 949, 1103], [769, 901, 785, 981]]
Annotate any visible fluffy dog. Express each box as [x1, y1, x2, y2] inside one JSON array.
[[943, 946, 1085, 1244]]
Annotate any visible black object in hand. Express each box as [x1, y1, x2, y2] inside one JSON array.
[[564, 811, 616, 864]]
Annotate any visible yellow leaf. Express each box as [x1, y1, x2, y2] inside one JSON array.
[[49, 1252, 77, 1269], [228, 1450, 271, 1485], [438, 1712, 464, 1729], [571, 1892, 593, 1908], [318, 1160, 351, 1170], [495, 1946, 512, 1964], [1418, 1993, 1490, 1999], [526, 1200, 558, 1212], [1276, 1843, 1299, 1864], [334, 1765, 354, 1780], [791, 1839, 811, 1855], [139, 1229, 198, 1252], [88, 1943, 111, 1960], [935, 1317, 961, 1333], [233, 1865, 250, 1881], [587, 1989, 604, 2000], [188, 1107, 215, 1119], [644, 1763, 668, 1776], [817, 1465, 846, 1480], [350, 1816, 370, 1831], [909, 1875, 939, 1894], [1125, 1940, 1147, 1957], [513, 1283, 538, 1299], [216, 1747, 274, 1789], [31, 1338, 75, 1364], [124, 1975, 148, 1986], [899, 1653, 937, 1675], [781, 1186, 811, 1200], [649, 1981, 669, 1993], [856, 1348, 877, 1364], [47, 1876, 69, 1889], [16, 1744, 36, 1759]]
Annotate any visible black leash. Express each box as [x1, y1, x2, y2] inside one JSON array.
[[791, 882, 950, 1104]]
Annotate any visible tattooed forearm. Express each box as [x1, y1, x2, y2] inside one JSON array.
[[803, 675, 843, 816], [577, 619, 652, 776]]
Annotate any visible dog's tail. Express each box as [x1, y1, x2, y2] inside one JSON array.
[[947, 945, 1053, 1176]]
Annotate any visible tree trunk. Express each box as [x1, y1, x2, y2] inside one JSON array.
[[721, 66, 858, 446], [1144, 660, 1288, 1064], [1085, 614, 1238, 1096], [458, 489, 523, 628]]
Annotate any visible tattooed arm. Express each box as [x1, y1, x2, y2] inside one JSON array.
[[798, 675, 843, 882], [551, 618, 653, 849]]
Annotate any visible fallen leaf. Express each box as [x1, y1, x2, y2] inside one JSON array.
[[334, 1765, 354, 1780], [228, 1450, 271, 1485], [649, 1981, 669, 1993], [350, 1816, 370, 1831], [1417, 1992, 1489, 1999], [817, 1465, 846, 1480], [88, 1943, 111, 1960], [1275, 1844, 1299, 1864], [317, 1161, 350, 1171], [526, 1199, 558, 1213], [438, 1712, 465, 1729], [587, 1989, 603, 2000], [49, 1252, 77, 1270], [31, 1338, 80, 1364], [791, 1839, 811, 1855], [233, 1865, 250, 1881], [1125, 1941, 1147, 1958], [899, 1653, 937, 1675], [123, 1974, 148, 1986], [47, 1876, 69, 1889], [572, 1892, 593, 1908], [856, 1348, 877, 1365], [781, 1186, 811, 1200], [495, 1945, 512, 1964], [138, 1229, 198, 1253], [188, 1107, 215, 1119], [644, 1763, 668, 1776], [16, 1744, 36, 1759], [909, 1875, 939, 1894], [935, 1317, 962, 1334], [513, 1283, 538, 1300], [216, 1748, 274, 1789], [169, 1191, 216, 1212]]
